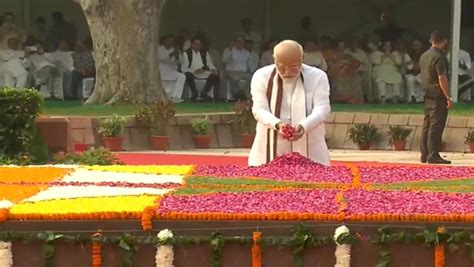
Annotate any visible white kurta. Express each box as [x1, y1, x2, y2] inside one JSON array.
[[248, 64, 331, 166], [158, 45, 181, 80], [180, 50, 216, 79]]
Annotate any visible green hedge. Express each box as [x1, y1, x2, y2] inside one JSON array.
[[0, 88, 43, 159]]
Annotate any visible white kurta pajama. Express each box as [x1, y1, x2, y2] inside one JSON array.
[[248, 64, 331, 167], [158, 45, 185, 101]]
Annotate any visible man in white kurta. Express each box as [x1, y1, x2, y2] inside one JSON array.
[[248, 40, 331, 167], [158, 35, 185, 102]]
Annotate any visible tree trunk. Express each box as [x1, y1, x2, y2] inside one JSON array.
[[76, 0, 167, 105]]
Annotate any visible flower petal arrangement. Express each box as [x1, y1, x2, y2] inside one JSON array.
[[0, 153, 473, 224]]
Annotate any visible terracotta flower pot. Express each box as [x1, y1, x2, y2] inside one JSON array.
[[73, 143, 89, 153], [469, 142, 474, 153], [358, 143, 370, 150], [193, 135, 210, 148], [150, 135, 169, 151], [103, 136, 124, 151], [241, 133, 255, 148], [393, 140, 407, 151]]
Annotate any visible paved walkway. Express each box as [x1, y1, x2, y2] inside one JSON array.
[[121, 149, 474, 166]]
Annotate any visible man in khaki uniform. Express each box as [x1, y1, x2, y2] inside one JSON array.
[[419, 31, 452, 164]]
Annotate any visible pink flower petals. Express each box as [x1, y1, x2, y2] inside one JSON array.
[[158, 189, 340, 214], [344, 189, 474, 215], [359, 166, 474, 183], [196, 153, 353, 183]]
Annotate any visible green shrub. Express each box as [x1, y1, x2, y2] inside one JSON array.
[[29, 126, 49, 164], [387, 126, 413, 144], [348, 124, 379, 145], [136, 101, 176, 135], [53, 147, 122, 165], [0, 153, 34, 165], [97, 114, 126, 137], [0, 88, 42, 157], [232, 100, 256, 134], [191, 116, 212, 135]]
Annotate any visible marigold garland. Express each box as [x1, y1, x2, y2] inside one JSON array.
[[252, 231, 262, 267], [85, 165, 196, 175], [347, 164, 362, 189], [434, 227, 446, 267], [91, 233, 102, 267], [141, 205, 157, 231], [336, 191, 347, 213], [0, 209, 8, 222]]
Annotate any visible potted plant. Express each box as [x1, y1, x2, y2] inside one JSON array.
[[97, 114, 126, 151], [347, 124, 379, 150], [232, 100, 256, 148], [191, 116, 212, 148], [136, 101, 176, 150], [465, 130, 474, 153], [387, 126, 413, 151]]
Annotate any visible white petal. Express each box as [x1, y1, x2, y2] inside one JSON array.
[[23, 186, 171, 202], [61, 169, 183, 184], [0, 201, 13, 209]]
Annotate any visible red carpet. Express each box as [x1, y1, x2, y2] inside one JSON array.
[[116, 153, 426, 167]]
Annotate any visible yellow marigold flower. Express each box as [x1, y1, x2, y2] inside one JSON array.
[[10, 195, 158, 215]]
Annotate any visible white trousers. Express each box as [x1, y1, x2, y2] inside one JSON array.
[[4, 72, 29, 88], [163, 72, 185, 100], [377, 81, 401, 99], [406, 74, 424, 102]]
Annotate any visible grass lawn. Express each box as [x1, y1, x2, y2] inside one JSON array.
[[41, 100, 474, 117]]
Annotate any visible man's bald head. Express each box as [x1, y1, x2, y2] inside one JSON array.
[[273, 40, 304, 60], [273, 40, 303, 79]]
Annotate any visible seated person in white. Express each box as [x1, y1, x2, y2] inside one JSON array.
[[47, 40, 74, 97], [448, 48, 473, 101], [260, 40, 278, 67], [158, 35, 185, 103], [222, 35, 253, 99], [370, 41, 403, 103], [345, 38, 370, 96], [71, 41, 96, 99], [27, 42, 61, 99], [248, 40, 331, 167], [246, 39, 260, 73], [181, 36, 219, 101], [303, 40, 327, 71], [1, 37, 30, 88], [405, 39, 425, 103]]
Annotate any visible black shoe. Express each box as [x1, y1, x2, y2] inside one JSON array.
[[427, 158, 451, 164], [421, 157, 427, 163]]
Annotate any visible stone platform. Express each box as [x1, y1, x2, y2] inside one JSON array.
[[2, 220, 472, 267], [36, 112, 474, 153]]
